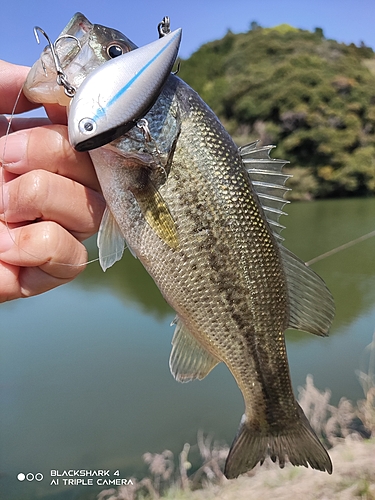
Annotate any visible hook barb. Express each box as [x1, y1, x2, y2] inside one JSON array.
[[33, 25, 46, 45]]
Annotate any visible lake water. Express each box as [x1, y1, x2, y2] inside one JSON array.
[[1, 197, 375, 499]]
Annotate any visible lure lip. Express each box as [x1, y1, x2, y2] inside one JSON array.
[[68, 28, 182, 152]]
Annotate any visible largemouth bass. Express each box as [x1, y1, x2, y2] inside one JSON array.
[[24, 13, 335, 478]]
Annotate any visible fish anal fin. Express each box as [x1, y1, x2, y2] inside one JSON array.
[[224, 403, 332, 479], [169, 317, 221, 383]]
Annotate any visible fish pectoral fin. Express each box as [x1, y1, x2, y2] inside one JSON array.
[[134, 184, 179, 250], [280, 246, 335, 336], [224, 404, 332, 479], [97, 206, 131, 271], [169, 317, 221, 383]]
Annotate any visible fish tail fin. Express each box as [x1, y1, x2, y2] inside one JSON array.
[[224, 404, 332, 479]]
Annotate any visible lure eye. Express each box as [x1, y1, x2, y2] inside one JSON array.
[[107, 44, 124, 58], [78, 117, 97, 135]]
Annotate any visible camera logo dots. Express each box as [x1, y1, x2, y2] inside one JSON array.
[[17, 472, 43, 481]]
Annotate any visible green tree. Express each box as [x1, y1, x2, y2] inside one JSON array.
[[178, 24, 375, 199]]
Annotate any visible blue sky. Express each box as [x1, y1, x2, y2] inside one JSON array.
[[1, 0, 375, 68]]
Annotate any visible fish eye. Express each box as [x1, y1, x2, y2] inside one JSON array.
[[107, 44, 124, 58]]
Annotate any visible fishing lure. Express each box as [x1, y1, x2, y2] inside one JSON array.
[[68, 27, 182, 152]]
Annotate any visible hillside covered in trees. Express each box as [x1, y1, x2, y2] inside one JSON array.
[[178, 23, 375, 199]]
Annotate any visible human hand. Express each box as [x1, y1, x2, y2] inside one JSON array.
[[0, 60, 105, 302]]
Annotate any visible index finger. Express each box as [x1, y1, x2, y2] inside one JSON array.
[[0, 60, 68, 125], [0, 60, 40, 114], [0, 125, 101, 192]]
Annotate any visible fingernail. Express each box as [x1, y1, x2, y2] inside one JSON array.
[[0, 229, 14, 252], [0, 131, 28, 167]]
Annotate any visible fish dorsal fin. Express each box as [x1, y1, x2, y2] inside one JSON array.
[[97, 206, 127, 271], [240, 142, 335, 336], [281, 246, 335, 336], [240, 142, 291, 241], [169, 317, 221, 383]]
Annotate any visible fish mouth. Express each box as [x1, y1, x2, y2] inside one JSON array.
[[23, 12, 137, 107], [23, 13, 94, 106]]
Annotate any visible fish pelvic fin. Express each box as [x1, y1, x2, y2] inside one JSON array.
[[97, 206, 127, 271], [134, 183, 179, 250], [224, 403, 332, 479]]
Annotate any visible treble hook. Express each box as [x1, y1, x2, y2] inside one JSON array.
[[34, 27, 64, 79], [33, 26, 78, 97], [172, 61, 181, 75], [158, 16, 171, 38], [136, 118, 152, 142], [136, 118, 168, 183]]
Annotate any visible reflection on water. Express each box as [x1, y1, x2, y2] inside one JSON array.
[[284, 198, 375, 330], [1, 197, 375, 499], [82, 240, 172, 319]]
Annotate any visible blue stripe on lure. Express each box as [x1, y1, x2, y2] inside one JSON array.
[[68, 28, 182, 152], [95, 32, 179, 121]]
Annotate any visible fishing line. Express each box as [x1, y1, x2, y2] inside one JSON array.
[[1, 86, 23, 239], [3, 93, 374, 271], [305, 229, 375, 266], [3, 29, 106, 269]]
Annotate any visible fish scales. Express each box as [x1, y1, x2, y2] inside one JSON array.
[[23, 13, 334, 479]]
